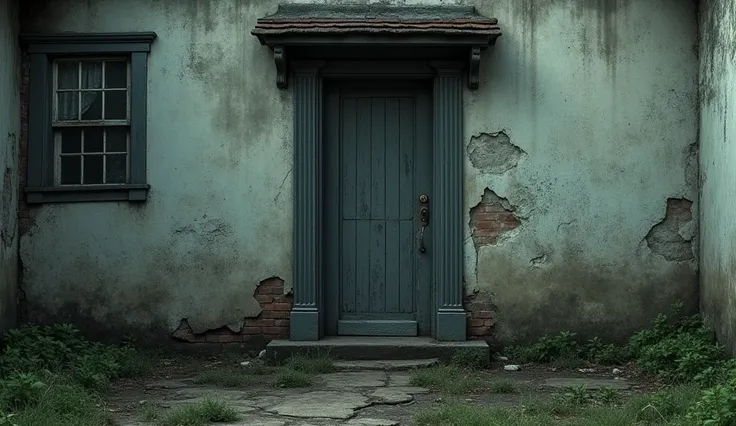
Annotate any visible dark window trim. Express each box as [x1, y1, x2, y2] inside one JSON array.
[[19, 32, 157, 204]]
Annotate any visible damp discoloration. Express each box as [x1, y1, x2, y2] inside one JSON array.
[[0, 1, 20, 334], [699, 0, 736, 354], [16, 0, 700, 345]]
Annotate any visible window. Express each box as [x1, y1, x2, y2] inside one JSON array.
[[20, 33, 157, 203], [54, 59, 130, 186]]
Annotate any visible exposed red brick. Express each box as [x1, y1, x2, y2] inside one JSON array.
[[172, 278, 294, 345], [469, 189, 521, 249], [464, 292, 495, 340]]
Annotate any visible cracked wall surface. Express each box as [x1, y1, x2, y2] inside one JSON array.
[[19, 0, 293, 341], [18, 0, 699, 345], [700, 0, 736, 355], [463, 0, 699, 345], [645, 199, 695, 262], [0, 0, 19, 334]]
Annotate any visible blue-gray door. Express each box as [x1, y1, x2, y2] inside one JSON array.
[[324, 80, 433, 337]]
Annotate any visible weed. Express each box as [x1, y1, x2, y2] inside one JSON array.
[[595, 388, 621, 406], [561, 385, 593, 405], [156, 399, 238, 426], [140, 403, 161, 422], [507, 331, 582, 364], [450, 349, 488, 370], [275, 368, 312, 388], [283, 353, 335, 374], [410, 366, 484, 395], [9, 378, 114, 426], [415, 403, 555, 426]]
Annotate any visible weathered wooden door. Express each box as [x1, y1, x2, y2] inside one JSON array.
[[324, 80, 433, 337]]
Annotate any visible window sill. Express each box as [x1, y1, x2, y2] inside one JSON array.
[[25, 184, 149, 204]]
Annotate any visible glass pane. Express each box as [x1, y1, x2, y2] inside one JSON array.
[[104, 91, 127, 120], [60, 156, 81, 184], [83, 128, 104, 153], [57, 92, 78, 121], [106, 154, 127, 184], [106, 128, 127, 152], [81, 61, 103, 89], [105, 61, 127, 88], [83, 155, 103, 184], [81, 92, 102, 120], [59, 128, 81, 153], [57, 61, 78, 90]]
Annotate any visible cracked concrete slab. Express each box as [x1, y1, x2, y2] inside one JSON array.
[[321, 371, 387, 388], [265, 391, 372, 419]]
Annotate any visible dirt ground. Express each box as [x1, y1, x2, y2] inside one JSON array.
[[107, 354, 659, 426]]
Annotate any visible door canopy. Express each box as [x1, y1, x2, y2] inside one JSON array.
[[251, 4, 501, 89]]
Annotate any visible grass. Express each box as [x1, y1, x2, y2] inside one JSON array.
[[155, 399, 238, 426], [271, 351, 336, 388], [275, 368, 313, 388], [282, 352, 336, 374], [410, 366, 485, 395], [6, 378, 114, 426], [415, 385, 701, 426]]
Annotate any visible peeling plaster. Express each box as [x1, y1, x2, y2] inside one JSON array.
[[467, 131, 526, 174], [645, 198, 695, 262]]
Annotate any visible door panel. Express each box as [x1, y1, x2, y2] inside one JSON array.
[[324, 80, 432, 337]]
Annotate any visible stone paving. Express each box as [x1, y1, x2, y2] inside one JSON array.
[[115, 370, 434, 426], [111, 361, 634, 426]]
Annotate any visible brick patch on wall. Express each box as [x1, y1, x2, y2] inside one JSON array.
[[464, 292, 495, 339], [469, 188, 520, 249], [172, 277, 292, 343]]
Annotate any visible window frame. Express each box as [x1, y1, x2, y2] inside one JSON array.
[[19, 32, 157, 204]]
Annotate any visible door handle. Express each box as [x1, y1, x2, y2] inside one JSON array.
[[418, 195, 429, 253]]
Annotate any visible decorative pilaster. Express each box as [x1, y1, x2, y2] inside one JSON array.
[[432, 63, 467, 341], [291, 62, 324, 341]]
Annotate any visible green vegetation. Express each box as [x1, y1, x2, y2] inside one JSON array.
[[273, 351, 336, 388], [416, 302, 736, 425], [0, 323, 155, 426], [155, 399, 237, 426]]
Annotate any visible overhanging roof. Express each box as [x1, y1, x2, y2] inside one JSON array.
[[251, 4, 502, 89], [252, 4, 501, 39]]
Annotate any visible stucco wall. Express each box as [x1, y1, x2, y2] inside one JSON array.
[[700, 0, 736, 355], [0, 0, 20, 334], [20, 0, 699, 345]]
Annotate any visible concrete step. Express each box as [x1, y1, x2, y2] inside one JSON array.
[[266, 336, 488, 362], [334, 359, 440, 371]]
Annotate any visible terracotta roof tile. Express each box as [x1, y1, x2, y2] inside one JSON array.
[[253, 4, 501, 37]]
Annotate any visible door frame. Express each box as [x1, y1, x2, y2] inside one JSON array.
[[289, 60, 467, 342]]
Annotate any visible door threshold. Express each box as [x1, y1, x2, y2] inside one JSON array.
[[266, 336, 488, 361]]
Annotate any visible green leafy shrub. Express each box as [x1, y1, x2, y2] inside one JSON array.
[[630, 304, 727, 384], [507, 331, 582, 363]]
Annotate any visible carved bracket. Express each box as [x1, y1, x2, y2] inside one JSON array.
[[468, 47, 481, 90], [274, 46, 287, 88]]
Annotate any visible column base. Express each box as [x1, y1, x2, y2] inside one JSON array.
[[290, 309, 320, 341], [436, 309, 467, 341]]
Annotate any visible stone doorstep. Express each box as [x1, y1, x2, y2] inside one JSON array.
[[266, 336, 489, 362]]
